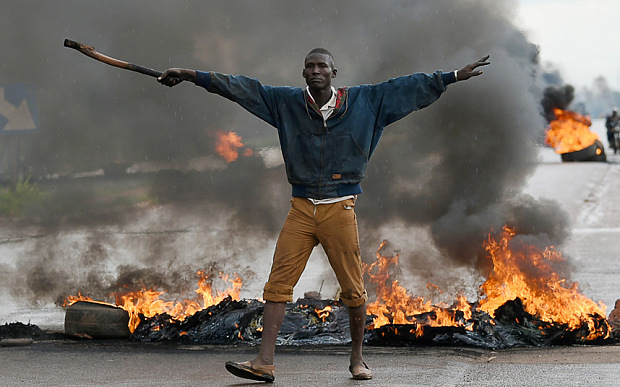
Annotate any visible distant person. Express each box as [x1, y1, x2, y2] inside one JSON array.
[[157, 49, 489, 382], [605, 107, 619, 153]]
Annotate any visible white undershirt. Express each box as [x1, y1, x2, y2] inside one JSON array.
[[307, 195, 355, 205], [306, 86, 338, 120]]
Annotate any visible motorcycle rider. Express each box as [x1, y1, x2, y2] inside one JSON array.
[[606, 107, 620, 153]]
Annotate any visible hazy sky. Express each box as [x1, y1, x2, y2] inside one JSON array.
[[516, 0, 620, 90]]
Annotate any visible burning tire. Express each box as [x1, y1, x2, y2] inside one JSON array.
[[561, 140, 606, 162], [65, 301, 130, 339]]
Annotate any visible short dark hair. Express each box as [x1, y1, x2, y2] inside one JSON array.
[[305, 48, 335, 68]]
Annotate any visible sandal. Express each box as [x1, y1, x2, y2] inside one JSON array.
[[225, 361, 275, 383], [349, 361, 372, 380]]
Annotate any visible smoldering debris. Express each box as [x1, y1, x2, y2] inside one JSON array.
[[0, 322, 65, 342], [129, 297, 615, 349], [4, 294, 616, 349], [366, 298, 612, 348], [131, 297, 353, 346]]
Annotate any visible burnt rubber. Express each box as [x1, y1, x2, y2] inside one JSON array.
[[64, 301, 130, 339]]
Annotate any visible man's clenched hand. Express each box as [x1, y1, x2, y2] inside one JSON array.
[[158, 68, 197, 87]]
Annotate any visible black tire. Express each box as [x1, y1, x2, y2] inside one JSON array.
[[64, 301, 130, 339], [561, 141, 606, 162]]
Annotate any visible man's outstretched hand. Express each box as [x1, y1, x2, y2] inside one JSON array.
[[456, 55, 490, 81], [158, 68, 197, 87]]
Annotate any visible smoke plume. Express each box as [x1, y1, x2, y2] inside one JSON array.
[[541, 84, 575, 121], [0, 0, 570, 306]]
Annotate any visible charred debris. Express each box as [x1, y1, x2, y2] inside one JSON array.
[[130, 297, 614, 349], [2, 296, 616, 350], [78, 297, 620, 349]]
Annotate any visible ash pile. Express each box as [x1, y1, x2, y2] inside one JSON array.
[[1, 322, 66, 345]]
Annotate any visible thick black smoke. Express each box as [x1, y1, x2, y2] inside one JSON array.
[[541, 84, 575, 121], [0, 0, 571, 306]]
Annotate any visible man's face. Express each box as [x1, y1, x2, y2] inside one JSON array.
[[302, 53, 337, 90]]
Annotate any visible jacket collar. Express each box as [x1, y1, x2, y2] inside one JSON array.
[[304, 87, 348, 118]]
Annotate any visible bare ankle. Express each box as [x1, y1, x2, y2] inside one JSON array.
[[252, 355, 274, 366], [350, 357, 365, 366]]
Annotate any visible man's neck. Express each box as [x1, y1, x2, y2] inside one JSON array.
[[308, 87, 333, 108]]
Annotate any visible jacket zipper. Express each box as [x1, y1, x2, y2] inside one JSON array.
[[319, 130, 324, 198], [319, 116, 330, 198]]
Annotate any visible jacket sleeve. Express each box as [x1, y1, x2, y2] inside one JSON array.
[[366, 71, 453, 127], [195, 71, 278, 127]]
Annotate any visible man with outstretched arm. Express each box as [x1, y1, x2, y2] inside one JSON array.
[[158, 49, 489, 382]]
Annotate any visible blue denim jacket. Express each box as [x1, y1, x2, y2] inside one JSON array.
[[196, 70, 454, 199]]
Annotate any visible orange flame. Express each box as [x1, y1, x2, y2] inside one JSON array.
[[65, 227, 610, 341], [315, 305, 332, 322], [545, 108, 599, 154], [363, 242, 472, 331], [62, 291, 94, 307], [364, 230, 608, 340], [215, 131, 253, 162], [65, 270, 243, 333], [478, 226, 610, 340]]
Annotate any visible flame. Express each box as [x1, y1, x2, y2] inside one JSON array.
[[315, 305, 332, 322], [62, 291, 94, 307], [65, 226, 610, 341], [545, 108, 599, 154], [215, 130, 253, 162], [363, 242, 472, 331], [364, 230, 609, 340], [478, 226, 610, 340], [65, 270, 243, 333]]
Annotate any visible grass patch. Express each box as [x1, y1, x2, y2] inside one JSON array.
[[0, 178, 44, 217]]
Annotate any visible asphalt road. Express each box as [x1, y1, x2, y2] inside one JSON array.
[[2, 340, 620, 386]]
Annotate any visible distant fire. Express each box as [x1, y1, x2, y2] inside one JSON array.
[[215, 131, 253, 162], [545, 108, 601, 155]]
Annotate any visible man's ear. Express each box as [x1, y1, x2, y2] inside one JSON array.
[[332, 68, 338, 78]]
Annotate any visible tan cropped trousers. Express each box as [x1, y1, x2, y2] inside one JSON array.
[[263, 197, 368, 307]]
